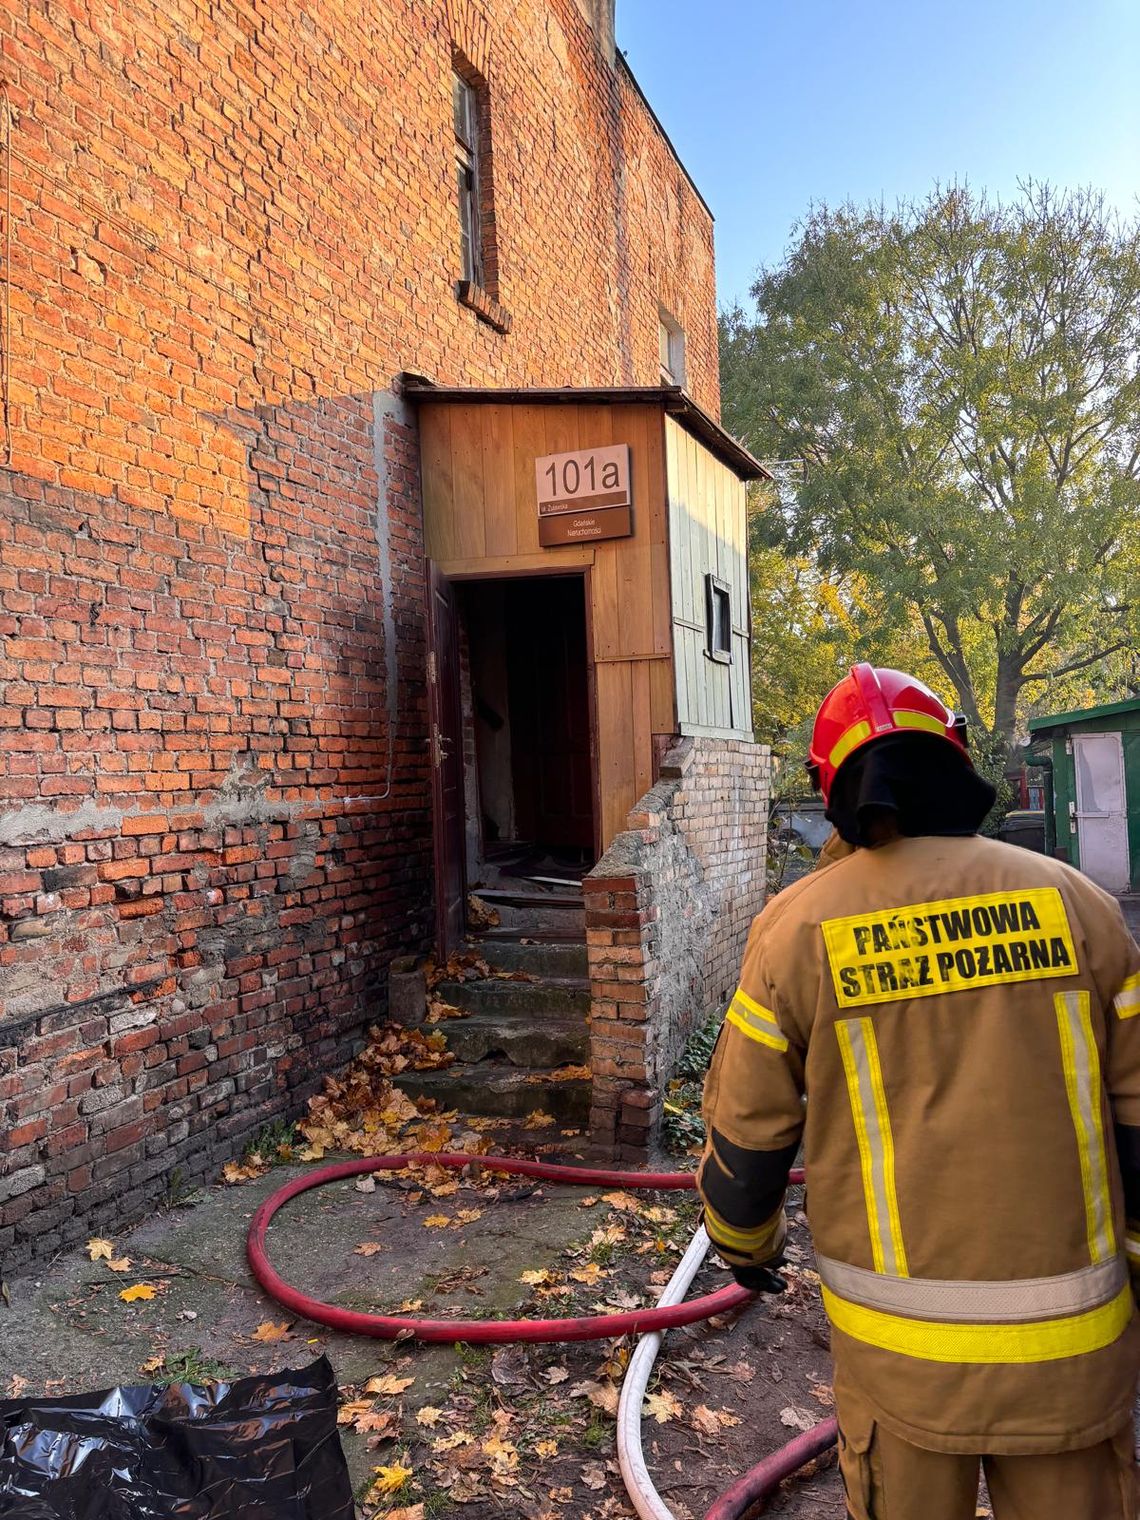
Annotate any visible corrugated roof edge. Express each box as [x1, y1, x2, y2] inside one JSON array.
[[1028, 694, 1140, 732], [399, 376, 771, 482]]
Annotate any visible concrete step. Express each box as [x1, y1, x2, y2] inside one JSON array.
[[469, 936, 589, 980], [436, 975, 590, 1019], [413, 1011, 588, 1068], [471, 890, 585, 935], [393, 1063, 591, 1126]]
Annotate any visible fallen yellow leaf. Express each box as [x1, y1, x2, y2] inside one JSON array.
[[454, 1208, 482, 1225], [385, 1508, 425, 1520], [365, 1374, 415, 1396], [482, 1431, 520, 1476], [643, 1389, 682, 1424], [398, 1298, 424, 1312], [371, 1463, 413, 1495], [251, 1320, 292, 1343], [535, 1438, 558, 1458], [86, 1238, 115, 1262], [337, 1399, 376, 1426], [422, 1214, 450, 1229], [600, 1191, 643, 1213], [432, 1430, 475, 1452], [119, 1284, 156, 1303], [106, 1257, 131, 1273], [522, 1110, 555, 1130], [353, 1242, 386, 1257], [415, 1405, 442, 1426], [356, 1409, 398, 1436], [519, 1269, 552, 1286], [139, 1355, 166, 1374], [569, 1262, 606, 1286]]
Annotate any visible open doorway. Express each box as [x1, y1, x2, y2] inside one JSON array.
[[460, 574, 596, 899]]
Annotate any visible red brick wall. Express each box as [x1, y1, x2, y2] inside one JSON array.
[[0, 0, 720, 1266], [585, 737, 770, 1160]]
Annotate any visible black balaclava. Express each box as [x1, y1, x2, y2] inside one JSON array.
[[826, 732, 997, 849]]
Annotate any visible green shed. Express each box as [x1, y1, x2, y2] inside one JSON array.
[[1027, 696, 1140, 894]]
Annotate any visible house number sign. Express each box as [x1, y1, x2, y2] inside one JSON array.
[[535, 444, 633, 547]]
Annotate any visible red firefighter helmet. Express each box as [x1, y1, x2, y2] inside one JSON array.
[[807, 664, 970, 803]]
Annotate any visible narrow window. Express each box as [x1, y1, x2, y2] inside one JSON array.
[[706, 574, 732, 663], [659, 309, 686, 386], [453, 72, 483, 288]]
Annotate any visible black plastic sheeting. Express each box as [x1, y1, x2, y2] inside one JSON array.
[[0, 1356, 355, 1520]]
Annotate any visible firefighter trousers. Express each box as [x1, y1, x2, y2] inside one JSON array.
[[836, 1387, 1137, 1520]]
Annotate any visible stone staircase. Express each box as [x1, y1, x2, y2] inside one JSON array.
[[392, 891, 592, 1127]]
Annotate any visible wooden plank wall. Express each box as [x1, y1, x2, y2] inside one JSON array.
[[419, 401, 675, 849], [664, 416, 752, 738]]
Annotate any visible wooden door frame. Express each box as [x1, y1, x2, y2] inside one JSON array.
[[428, 563, 602, 877], [426, 562, 465, 957]]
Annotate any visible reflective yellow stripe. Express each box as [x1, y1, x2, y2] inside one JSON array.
[[704, 1200, 783, 1255], [731, 988, 777, 1023], [726, 992, 788, 1052], [1126, 1235, 1140, 1266], [822, 1282, 1133, 1364], [836, 1018, 908, 1277], [864, 1030, 908, 1277], [1115, 972, 1140, 1019], [1056, 991, 1116, 1264], [892, 709, 948, 737], [828, 720, 872, 770]]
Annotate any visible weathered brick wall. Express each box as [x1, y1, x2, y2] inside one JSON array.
[[0, 0, 719, 1267], [585, 737, 770, 1159]]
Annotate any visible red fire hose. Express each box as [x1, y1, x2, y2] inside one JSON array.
[[247, 1152, 832, 1517]]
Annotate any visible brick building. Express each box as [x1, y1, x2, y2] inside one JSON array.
[[0, 0, 769, 1269]]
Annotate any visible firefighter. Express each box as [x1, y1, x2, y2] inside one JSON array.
[[697, 664, 1140, 1520]]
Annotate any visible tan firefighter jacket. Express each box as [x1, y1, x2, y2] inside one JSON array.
[[697, 834, 1140, 1454]]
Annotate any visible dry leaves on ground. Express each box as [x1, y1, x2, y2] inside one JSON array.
[[221, 1156, 268, 1184], [86, 1238, 115, 1261], [779, 1405, 817, 1432], [251, 1320, 292, 1343], [118, 1284, 157, 1303], [366, 1374, 415, 1396], [691, 1404, 741, 1436], [370, 1462, 414, 1496], [643, 1389, 683, 1424], [354, 1241, 387, 1256]]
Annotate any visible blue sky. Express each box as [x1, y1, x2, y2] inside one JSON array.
[[616, 0, 1140, 308]]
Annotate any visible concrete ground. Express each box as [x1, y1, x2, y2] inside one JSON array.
[[0, 1147, 844, 1518], [0, 1157, 609, 1502]]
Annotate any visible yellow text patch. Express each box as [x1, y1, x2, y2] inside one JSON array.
[[822, 888, 1077, 1009]]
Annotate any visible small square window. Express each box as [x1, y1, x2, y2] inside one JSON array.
[[705, 574, 732, 664]]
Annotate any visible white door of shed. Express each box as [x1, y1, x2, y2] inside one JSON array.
[[1073, 732, 1130, 893]]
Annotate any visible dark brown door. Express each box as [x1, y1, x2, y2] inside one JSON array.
[[427, 563, 465, 954], [507, 576, 594, 852]]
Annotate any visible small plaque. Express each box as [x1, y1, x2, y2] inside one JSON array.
[[536, 444, 631, 518], [539, 505, 633, 546]]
